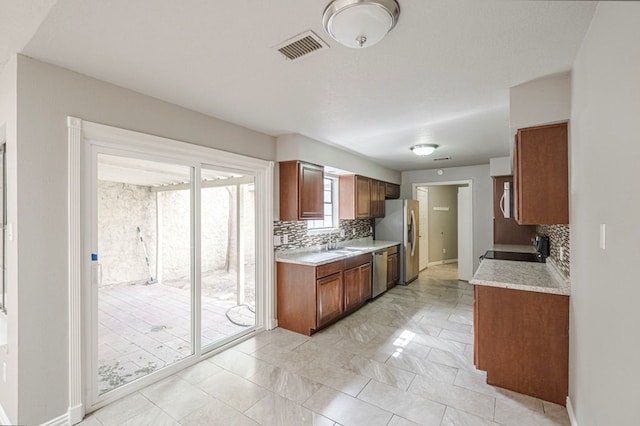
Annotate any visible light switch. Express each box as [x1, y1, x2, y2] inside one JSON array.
[[599, 224, 606, 249]]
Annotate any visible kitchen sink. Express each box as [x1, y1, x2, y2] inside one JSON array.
[[328, 248, 363, 254]]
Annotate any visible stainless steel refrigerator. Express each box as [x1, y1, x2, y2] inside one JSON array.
[[375, 199, 419, 285]]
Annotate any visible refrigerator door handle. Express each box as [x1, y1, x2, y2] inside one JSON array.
[[409, 209, 417, 257]]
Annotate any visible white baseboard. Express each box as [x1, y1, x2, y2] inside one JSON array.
[[0, 402, 10, 426], [40, 411, 69, 426], [427, 258, 458, 267], [567, 396, 578, 426], [68, 403, 84, 425]]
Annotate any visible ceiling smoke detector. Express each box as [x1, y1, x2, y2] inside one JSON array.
[[322, 0, 400, 49]]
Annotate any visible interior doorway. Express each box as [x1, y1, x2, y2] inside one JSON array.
[[413, 181, 473, 281]]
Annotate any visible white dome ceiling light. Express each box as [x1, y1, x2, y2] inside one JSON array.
[[322, 0, 401, 49], [411, 144, 438, 156]]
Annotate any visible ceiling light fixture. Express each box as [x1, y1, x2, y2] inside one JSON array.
[[411, 144, 438, 156], [322, 0, 400, 49]]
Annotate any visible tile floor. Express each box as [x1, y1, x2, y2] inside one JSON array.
[[82, 264, 570, 425], [98, 283, 255, 393]]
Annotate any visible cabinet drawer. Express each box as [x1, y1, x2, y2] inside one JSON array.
[[344, 253, 372, 269], [316, 260, 343, 278]]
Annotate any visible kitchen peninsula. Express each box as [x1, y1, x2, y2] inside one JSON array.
[[470, 256, 570, 405]]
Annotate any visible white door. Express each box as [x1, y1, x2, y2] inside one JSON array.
[[457, 186, 473, 281], [417, 188, 428, 270]]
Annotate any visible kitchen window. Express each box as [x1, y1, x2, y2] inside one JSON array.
[[308, 176, 338, 230]]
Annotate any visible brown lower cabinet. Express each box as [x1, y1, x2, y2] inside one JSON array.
[[277, 253, 372, 336], [474, 285, 569, 406], [387, 245, 400, 289]]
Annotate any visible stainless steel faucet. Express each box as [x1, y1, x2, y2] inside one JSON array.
[[327, 229, 338, 250]]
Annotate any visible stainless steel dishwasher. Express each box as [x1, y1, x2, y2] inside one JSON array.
[[372, 249, 388, 298]]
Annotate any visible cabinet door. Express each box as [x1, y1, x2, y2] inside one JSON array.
[[378, 181, 386, 216], [355, 176, 371, 219], [514, 123, 568, 225], [385, 183, 400, 199], [387, 253, 399, 288], [343, 267, 360, 311], [371, 180, 386, 218], [360, 262, 372, 301], [299, 162, 324, 219], [345, 263, 372, 311], [370, 180, 381, 218], [279, 161, 324, 221], [317, 272, 344, 327]]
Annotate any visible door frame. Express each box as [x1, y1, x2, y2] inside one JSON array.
[[67, 117, 275, 421], [412, 180, 473, 280], [416, 187, 429, 271]]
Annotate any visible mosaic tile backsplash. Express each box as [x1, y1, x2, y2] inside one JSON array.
[[274, 219, 374, 252], [537, 224, 570, 277]]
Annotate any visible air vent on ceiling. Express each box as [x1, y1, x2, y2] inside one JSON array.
[[433, 157, 451, 161], [275, 31, 328, 61]]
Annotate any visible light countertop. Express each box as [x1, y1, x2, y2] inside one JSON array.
[[276, 238, 401, 266], [470, 258, 570, 296]]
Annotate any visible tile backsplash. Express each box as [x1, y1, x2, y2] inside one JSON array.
[[537, 224, 570, 277], [274, 219, 374, 252]]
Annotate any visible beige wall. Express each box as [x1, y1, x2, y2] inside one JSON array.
[[0, 56, 18, 425], [11, 55, 276, 425], [569, 3, 640, 425], [277, 134, 400, 182], [510, 72, 571, 133], [402, 164, 492, 273], [426, 186, 458, 263], [275, 134, 401, 220]]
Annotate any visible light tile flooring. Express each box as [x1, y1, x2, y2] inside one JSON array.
[[82, 264, 570, 425]]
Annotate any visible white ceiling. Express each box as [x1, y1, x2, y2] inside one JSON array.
[[4, 0, 596, 171]]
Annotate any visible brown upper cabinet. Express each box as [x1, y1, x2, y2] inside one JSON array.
[[340, 175, 399, 219], [385, 183, 401, 199], [339, 175, 371, 219], [370, 179, 386, 218], [514, 123, 569, 225], [279, 161, 324, 221]]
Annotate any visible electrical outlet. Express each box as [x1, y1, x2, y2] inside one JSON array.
[[282, 235, 289, 244], [273, 235, 281, 247], [352, 229, 356, 236], [340, 229, 345, 237], [442, 248, 446, 254], [559, 247, 564, 261]]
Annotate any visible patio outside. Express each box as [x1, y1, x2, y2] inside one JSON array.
[[97, 266, 255, 394], [96, 155, 256, 394]]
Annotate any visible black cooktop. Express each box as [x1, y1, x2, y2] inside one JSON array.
[[482, 250, 544, 263]]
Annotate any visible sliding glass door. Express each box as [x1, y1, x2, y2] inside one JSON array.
[[89, 147, 258, 405], [200, 167, 256, 348]]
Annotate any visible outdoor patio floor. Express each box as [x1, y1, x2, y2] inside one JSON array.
[[98, 281, 255, 394]]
